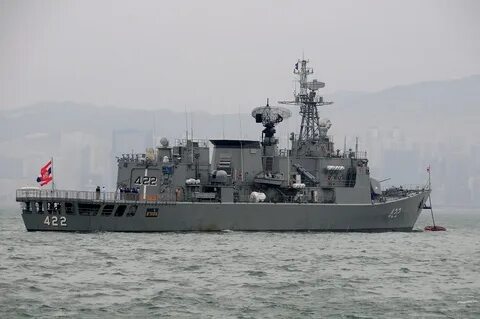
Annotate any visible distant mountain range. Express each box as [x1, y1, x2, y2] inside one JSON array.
[[1, 75, 479, 208], [322, 74, 480, 141], [1, 74, 479, 143], [334, 74, 480, 111]]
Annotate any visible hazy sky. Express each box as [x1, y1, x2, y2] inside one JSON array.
[[1, 0, 479, 113]]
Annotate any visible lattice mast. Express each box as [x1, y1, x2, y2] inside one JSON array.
[[279, 59, 333, 144]]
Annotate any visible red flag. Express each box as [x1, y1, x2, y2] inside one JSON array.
[[36, 160, 53, 186]]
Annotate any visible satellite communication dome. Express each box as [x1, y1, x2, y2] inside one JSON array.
[[211, 170, 228, 184], [160, 137, 169, 147], [319, 118, 332, 129]]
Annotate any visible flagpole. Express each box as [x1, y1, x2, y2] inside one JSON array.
[[51, 157, 55, 191], [427, 165, 431, 189]]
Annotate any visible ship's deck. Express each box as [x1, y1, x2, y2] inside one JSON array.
[[16, 187, 429, 205], [16, 189, 176, 203]]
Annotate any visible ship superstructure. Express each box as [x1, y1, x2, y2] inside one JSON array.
[[16, 59, 431, 232]]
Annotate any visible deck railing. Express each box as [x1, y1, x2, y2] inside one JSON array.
[[16, 189, 176, 203], [382, 184, 430, 192]]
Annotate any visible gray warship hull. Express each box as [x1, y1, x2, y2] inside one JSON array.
[[18, 190, 429, 232], [18, 58, 432, 233]]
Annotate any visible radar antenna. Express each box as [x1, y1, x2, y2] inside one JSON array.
[[279, 59, 333, 144], [252, 99, 291, 144]]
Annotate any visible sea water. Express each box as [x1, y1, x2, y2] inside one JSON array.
[[0, 208, 479, 318]]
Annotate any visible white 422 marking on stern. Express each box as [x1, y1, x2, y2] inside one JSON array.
[[43, 216, 67, 227]]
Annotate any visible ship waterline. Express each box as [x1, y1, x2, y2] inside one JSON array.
[[18, 189, 430, 232]]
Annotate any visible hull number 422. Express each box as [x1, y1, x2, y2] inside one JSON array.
[[44, 216, 67, 227], [134, 176, 157, 186]]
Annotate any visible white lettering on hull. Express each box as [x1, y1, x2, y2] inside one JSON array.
[[43, 216, 67, 227], [388, 208, 402, 219]]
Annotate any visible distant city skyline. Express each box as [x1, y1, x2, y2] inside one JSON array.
[[1, 0, 479, 113], [1, 71, 479, 208]]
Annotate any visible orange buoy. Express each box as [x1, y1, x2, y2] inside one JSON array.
[[424, 225, 446, 231]]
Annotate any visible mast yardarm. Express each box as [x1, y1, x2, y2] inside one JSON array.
[[279, 59, 333, 144]]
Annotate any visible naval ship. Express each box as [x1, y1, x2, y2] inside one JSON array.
[[16, 59, 431, 232]]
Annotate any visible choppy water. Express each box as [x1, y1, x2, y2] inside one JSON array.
[[0, 208, 479, 318]]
